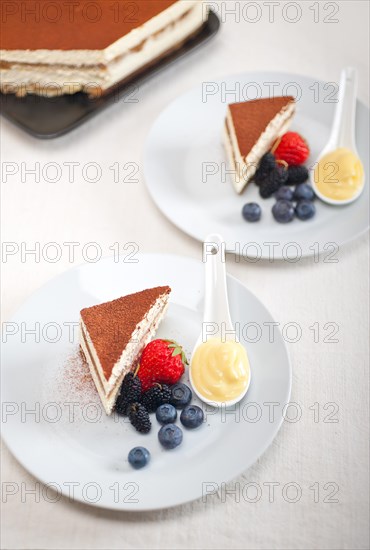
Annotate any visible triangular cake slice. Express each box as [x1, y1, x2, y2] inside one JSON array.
[[80, 286, 171, 415], [224, 96, 296, 193]]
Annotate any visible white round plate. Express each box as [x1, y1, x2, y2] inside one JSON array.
[[144, 72, 369, 259], [1, 255, 291, 511]]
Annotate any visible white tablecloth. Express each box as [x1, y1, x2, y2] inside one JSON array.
[[1, 1, 369, 548]]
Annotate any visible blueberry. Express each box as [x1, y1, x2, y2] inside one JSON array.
[[170, 383, 192, 409], [156, 404, 177, 425], [128, 447, 150, 469], [180, 405, 204, 429], [275, 186, 294, 201], [272, 200, 295, 223], [294, 183, 315, 201], [295, 200, 316, 221], [158, 424, 183, 449], [242, 202, 261, 222]]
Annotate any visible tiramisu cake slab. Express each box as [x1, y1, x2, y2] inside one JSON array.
[[0, 0, 205, 97], [80, 286, 171, 415], [224, 96, 296, 193]]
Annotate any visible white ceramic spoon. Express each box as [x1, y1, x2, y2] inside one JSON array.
[[189, 234, 251, 407], [311, 67, 365, 205]]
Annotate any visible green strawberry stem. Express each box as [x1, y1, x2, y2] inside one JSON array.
[[165, 339, 188, 365]]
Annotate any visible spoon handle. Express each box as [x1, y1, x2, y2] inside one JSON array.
[[202, 234, 234, 333], [330, 67, 358, 150]]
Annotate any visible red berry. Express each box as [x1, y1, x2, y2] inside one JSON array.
[[137, 339, 187, 391], [273, 132, 310, 165]]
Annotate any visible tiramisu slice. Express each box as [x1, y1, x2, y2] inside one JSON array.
[[1, 1, 205, 97], [224, 96, 296, 193], [80, 286, 171, 415]]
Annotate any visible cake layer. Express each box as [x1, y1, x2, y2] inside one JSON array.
[[223, 121, 245, 193], [225, 97, 296, 193]]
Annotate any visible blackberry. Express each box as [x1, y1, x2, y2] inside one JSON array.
[[128, 402, 151, 434], [142, 384, 172, 413], [115, 372, 142, 416], [254, 153, 276, 185], [259, 165, 288, 198], [287, 165, 309, 185], [260, 152, 276, 172]]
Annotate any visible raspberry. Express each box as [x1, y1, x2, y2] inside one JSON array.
[[128, 403, 151, 434], [115, 372, 142, 416], [259, 165, 288, 198], [286, 165, 309, 185], [142, 383, 171, 413], [273, 132, 310, 165]]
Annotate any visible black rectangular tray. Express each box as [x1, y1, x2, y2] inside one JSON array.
[[0, 10, 220, 139]]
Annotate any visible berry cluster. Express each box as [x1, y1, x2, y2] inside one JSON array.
[[115, 373, 172, 431], [242, 132, 316, 224], [126, 381, 204, 469], [274, 183, 316, 223], [117, 340, 204, 471], [115, 339, 189, 432], [254, 153, 289, 199]]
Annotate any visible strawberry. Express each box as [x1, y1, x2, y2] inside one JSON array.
[[273, 132, 310, 166], [137, 339, 187, 391]]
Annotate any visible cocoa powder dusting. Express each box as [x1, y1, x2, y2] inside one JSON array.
[[229, 96, 295, 157]]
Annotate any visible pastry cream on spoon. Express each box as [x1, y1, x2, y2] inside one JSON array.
[[189, 235, 251, 407], [311, 68, 365, 205], [314, 147, 364, 202], [191, 338, 250, 402]]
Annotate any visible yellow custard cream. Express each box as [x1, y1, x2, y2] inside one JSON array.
[[191, 338, 250, 402], [314, 147, 364, 201]]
